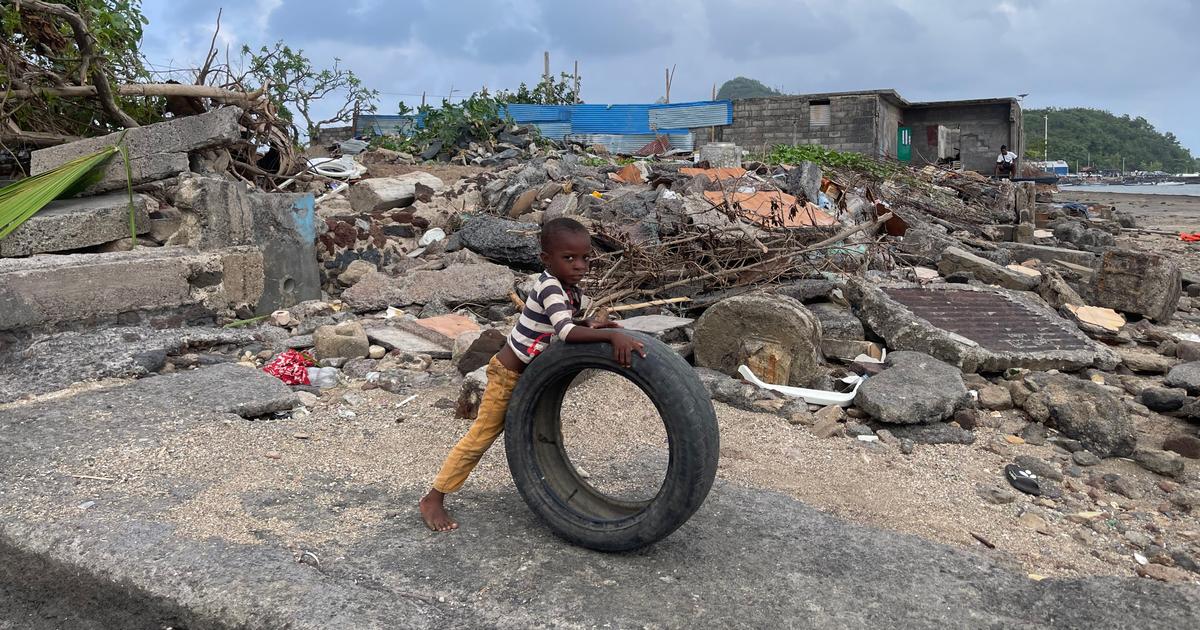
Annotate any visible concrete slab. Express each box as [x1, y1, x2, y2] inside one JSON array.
[[0, 194, 152, 257], [0, 246, 264, 331], [31, 108, 243, 194], [363, 323, 451, 358], [0, 386, 1195, 628], [619, 314, 694, 343], [0, 325, 257, 404], [847, 278, 1119, 373], [998, 242, 1098, 268]]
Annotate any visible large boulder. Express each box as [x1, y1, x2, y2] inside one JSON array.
[[313, 321, 370, 361], [1089, 249, 1181, 323], [341, 263, 514, 312], [693, 293, 824, 388], [348, 172, 446, 213], [455, 214, 542, 270], [1020, 372, 1136, 458], [937, 247, 1040, 291], [853, 351, 970, 424], [1165, 362, 1200, 395]]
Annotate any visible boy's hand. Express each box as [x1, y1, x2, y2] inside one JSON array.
[[609, 332, 646, 368]]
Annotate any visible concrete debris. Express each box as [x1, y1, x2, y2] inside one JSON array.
[[693, 293, 825, 388], [1020, 372, 1136, 458], [1164, 362, 1200, 395], [455, 214, 542, 269], [1089, 250, 1182, 323], [0, 193, 152, 257], [853, 351, 970, 424], [341, 262, 514, 312], [313, 321, 370, 361], [937, 247, 1040, 291], [348, 172, 447, 213]]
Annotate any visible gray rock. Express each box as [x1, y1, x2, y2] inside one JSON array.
[[978, 384, 1014, 411], [452, 329, 507, 375], [1133, 449, 1186, 479], [844, 422, 875, 437], [886, 423, 975, 445], [313, 321, 370, 361], [1164, 362, 1200, 395], [695, 367, 772, 412], [1020, 373, 1136, 458], [937, 247, 1040, 291], [348, 172, 446, 213], [1176, 341, 1200, 362], [618, 315, 694, 344], [785, 160, 822, 203], [854, 352, 969, 424], [772, 278, 839, 303], [342, 263, 515, 313], [1089, 249, 1182, 323], [693, 294, 825, 388], [1104, 474, 1143, 500], [1072, 450, 1101, 466], [455, 214, 542, 270], [581, 188, 661, 244], [806, 302, 865, 340], [1014, 455, 1063, 481], [339, 259, 378, 287], [1141, 387, 1188, 412], [1019, 422, 1048, 446], [1162, 435, 1200, 460], [1169, 487, 1200, 511], [976, 485, 1017, 505]]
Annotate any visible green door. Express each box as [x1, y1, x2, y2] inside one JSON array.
[[897, 126, 912, 162]]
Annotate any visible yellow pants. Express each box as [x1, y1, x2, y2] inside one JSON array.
[[432, 355, 521, 493]]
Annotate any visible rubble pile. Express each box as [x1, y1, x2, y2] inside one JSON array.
[[4, 128, 1200, 583]]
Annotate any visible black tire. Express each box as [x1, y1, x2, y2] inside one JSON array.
[[504, 332, 720, 552]]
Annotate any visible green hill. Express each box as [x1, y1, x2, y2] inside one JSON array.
[[1024, 107, 1197, 173], [716, 77, 782, 100]]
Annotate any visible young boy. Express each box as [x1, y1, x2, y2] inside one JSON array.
[[419, 217, 647, 531]]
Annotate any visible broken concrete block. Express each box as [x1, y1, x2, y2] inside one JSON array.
[[699, 142, 742, 169], [1089, 249, 1182, 323], [1038, 268, 1084, 309], [618, 314, 694, 343], [0, 246, 263, 331], [147, 205, 185, 243], [1116, 348, 1175, 374], [847, 278, 1118, 373], [341, 263, 514, 313], [1020, 372, 1135, 458], [693, 293, 824, 388], [172, 173, 254, 249], [937, 247, 1039, 291], [415, 314, 481, 340], [363, 324, 451, 358], [785, 161, 822, 203], [806, 302, 865, 340], [313, 321, 370, 360], [997, 242, 1098, 269], [246, 190, 321, 313], [0, 193, 151, 256], [348, 172, 446, 213], [30, 107, 243, 194], [853, 352, 970, 424], [820, 339, 884, 362], [1062, 304, 1125, 336], [544, 194, 580, 222]]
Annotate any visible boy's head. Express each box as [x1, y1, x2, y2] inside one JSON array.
[[539, 217, 592, 286]]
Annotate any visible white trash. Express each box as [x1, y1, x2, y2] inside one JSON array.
[[306, 366, 340, 389], [419, 227, 446, 247]]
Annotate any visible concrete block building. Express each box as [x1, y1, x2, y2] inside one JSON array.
[[717, 89, 1024, 174]]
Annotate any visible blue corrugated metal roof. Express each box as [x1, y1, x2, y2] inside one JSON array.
[[503, 104, 571, 123], [532, 122, 571, 141], [566, 132, 694, 154], [569, 104, 655, 134], [649, 101, 732, 129]]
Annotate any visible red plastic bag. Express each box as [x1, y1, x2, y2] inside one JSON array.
[[1180, 232, 1200, 242], [263, 349, 315, 385]]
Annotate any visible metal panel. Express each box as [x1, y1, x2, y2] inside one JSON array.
[[532, 122, 571, 141], [569, 104, 654, 134], [355, 114, 417, 136], [883, 287, 1092, 353], [648, 101, 733, 129], [565, 133, 694, 155], [810, 103, 831, 126], [502, 104, 571, 123]]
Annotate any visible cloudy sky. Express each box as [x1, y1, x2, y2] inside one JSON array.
[[141, 0, 1199, 153]]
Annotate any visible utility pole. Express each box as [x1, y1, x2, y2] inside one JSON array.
[[664, 64, 676, 104], [544, 51, 550, 84], [1043, 114, 1048, 161], [573, 60, 579, 103]]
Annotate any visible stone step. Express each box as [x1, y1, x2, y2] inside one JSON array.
[[0, 193, 152, 257], [0, 246, 263, 331]]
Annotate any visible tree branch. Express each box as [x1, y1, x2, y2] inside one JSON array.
[[6, 0, 139, 128]]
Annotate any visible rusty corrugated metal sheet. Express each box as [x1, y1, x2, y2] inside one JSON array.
[[883, 287, 1093, 353]]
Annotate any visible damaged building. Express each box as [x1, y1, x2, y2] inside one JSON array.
[[718, 89, 1024, 174]]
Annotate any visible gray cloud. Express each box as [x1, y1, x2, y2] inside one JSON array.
[[139, 0, 1200, 153]]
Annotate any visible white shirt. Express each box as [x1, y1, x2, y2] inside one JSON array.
[[997, 151, 1018, 164]]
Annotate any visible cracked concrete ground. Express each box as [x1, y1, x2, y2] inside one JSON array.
[[1, 363, 1198, 628]]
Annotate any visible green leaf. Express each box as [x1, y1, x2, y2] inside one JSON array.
[[0, 147, 119, 240]]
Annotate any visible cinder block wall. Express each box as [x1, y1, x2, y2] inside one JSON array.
[[903, 103, 1019, 173], [718, 95, 879, 156]]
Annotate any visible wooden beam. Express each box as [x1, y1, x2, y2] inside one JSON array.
[[4, 83, 265, 102]]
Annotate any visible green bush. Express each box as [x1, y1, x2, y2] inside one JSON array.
[[766, 145, 896, 178]]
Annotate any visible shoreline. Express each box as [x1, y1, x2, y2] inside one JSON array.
[[1053, 189, 1200, 231]]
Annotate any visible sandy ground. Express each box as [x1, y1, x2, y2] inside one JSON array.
[[45, 365, 1199, 583], [1056, 190, 1200, 232], [1054, 189, 1200, 279]]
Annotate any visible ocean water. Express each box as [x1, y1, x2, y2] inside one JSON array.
[[1060, 183, 1200, 197]]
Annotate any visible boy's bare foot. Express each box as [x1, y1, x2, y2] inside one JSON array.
[[419, 489, 458, 532]]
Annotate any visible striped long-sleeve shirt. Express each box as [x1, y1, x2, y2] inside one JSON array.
[[508, 272, 589, 363]]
